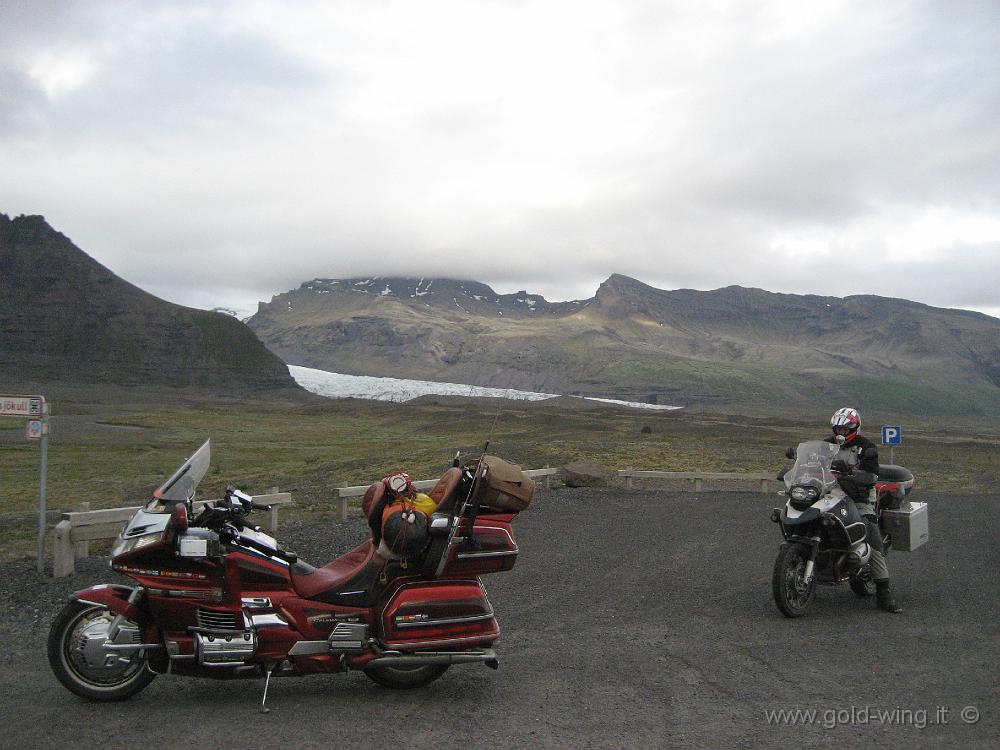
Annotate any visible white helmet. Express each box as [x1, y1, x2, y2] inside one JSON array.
[[830, 407, 861, 444]]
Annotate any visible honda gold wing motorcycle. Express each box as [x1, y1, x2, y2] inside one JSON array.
[[48, 440, 531, 707], [770, 440, 924, 618]]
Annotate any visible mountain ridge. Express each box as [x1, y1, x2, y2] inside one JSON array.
[[1, 214, 302, 395], [247, 273, 1000, 415]]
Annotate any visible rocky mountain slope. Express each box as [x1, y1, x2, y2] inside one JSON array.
[[247, 274, 1000, 415], [0, 214, 301, 395]]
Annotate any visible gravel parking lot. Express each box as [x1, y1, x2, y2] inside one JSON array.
[[0, 487, 995, 749]]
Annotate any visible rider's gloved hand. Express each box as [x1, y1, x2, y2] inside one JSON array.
[[831, 459, 850, 475]]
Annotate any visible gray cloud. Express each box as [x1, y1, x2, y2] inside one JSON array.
[[1, 0, 998, 320]]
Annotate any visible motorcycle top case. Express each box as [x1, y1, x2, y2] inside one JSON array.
[[881, 501, 928, 552]]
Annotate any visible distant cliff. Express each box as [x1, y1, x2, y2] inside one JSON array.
[[247, 274, 1000, 415], [0, 214, 301, 395]]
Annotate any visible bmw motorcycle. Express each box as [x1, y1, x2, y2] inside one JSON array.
[[770, 440, 914, 618], [48, 441, 525, 706]]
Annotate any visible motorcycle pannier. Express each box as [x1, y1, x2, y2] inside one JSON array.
[[881, 501, 928, 552], [467, 455, 536, 512]]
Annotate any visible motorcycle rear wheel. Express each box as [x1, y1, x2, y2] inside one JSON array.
[[364, 663, 449, 689], [48, 601, 156, 702], [772, 543, 817, 618]]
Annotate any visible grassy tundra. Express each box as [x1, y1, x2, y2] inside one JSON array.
[[1, 393, 997, 558]]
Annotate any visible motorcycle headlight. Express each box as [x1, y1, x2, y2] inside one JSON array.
[[790, 486, 819, 502], [111, 532, 162, 557]]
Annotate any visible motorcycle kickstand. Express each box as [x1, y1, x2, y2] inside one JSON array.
[[260, 663, 278, 714]]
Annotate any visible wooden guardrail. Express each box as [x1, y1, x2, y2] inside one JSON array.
[[617, 470, 775, 493], [52, 491, 292, 578], [330, 468, 559, 520]]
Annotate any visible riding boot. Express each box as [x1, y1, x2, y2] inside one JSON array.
[[875, 579, 903, 613]]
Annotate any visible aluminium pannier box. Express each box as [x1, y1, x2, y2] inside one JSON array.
[[882, 501, 928, 552]]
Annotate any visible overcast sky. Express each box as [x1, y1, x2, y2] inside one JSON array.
[[2, 0, 998, 319]]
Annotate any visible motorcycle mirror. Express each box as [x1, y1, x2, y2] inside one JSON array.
[[170, 502, 189, 533], [785, 447, 796, 459]]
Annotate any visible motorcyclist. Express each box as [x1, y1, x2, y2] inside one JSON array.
[[825, 407, 903, 613]]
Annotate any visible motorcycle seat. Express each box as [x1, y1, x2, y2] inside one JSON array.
[[428, 467, 462, 508], [290, 540, 387, 606]]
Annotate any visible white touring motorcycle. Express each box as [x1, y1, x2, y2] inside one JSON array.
[[770, 440, 927, 617]]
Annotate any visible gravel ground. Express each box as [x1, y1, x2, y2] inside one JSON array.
[[0, 488, 996, 749]]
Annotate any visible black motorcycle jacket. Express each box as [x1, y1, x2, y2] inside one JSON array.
[[824, 434, 879, 503]]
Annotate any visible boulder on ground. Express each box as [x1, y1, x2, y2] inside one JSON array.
[[563, 461, 614, 487]]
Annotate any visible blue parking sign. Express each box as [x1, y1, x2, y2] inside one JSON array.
[[881, 425, 902, 446]]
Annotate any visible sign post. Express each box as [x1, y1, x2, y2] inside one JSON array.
[[1, 395, 49, 573], [881, 424, 902, 464]]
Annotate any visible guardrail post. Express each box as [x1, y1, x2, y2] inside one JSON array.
[[75, 502, 90, 559], [335, 490, 348, 522], [53, 520, 74, 578], [694, 478, 703, 492], [624, 473, 633, 489], [544, 465, 551, 490], [268, 487, 279, 532]]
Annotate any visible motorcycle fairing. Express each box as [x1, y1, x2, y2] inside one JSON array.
[[72, 584, 143, 620], [780, 506, 820, 526], [277, 597, 371, 643], [120, 510, 170, 539]]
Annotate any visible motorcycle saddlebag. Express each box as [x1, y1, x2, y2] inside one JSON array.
[[881, 501, 928, 552], [467, 455, 535, 512], [380, 579, 499, 650]]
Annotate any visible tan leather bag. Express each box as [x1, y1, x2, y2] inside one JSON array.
[[467, 455, 536, 512]]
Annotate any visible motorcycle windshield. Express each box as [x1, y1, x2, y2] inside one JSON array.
[[785, 440, 840, 493], [145, 440, 211, 511]]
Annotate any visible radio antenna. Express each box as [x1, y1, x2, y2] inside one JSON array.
[[458, 391, 506, 525]]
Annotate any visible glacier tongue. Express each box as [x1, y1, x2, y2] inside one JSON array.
[[288, 365, 681, 411]]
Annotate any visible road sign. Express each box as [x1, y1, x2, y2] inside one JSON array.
[[1, 395, 45, 417], [882, 425, 902, 446], [3, 394, 50, 573]]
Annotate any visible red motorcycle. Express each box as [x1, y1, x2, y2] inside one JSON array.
[[48, 441, 532, 707]]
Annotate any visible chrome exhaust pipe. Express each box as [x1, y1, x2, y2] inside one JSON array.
[[102, 642, 164, 653], [366, 649, 499, 669]]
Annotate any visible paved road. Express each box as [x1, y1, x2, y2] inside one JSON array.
[[1, 489, 996, 749]]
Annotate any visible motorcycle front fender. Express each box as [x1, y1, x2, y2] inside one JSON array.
[[780, 506, 821, 526], [72, 584, 144, 622], [782, 536, 820, 550]]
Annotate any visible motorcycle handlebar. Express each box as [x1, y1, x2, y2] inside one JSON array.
[[234, 531, 298, 564]]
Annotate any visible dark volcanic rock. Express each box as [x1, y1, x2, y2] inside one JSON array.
[[563, 460, 614, 487], [0, 214, 302, 394]]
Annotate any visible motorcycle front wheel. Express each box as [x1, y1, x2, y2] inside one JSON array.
[[772, 543, 817, 618], [47, 600, 156, 701], [364, 663, 449, 689]]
